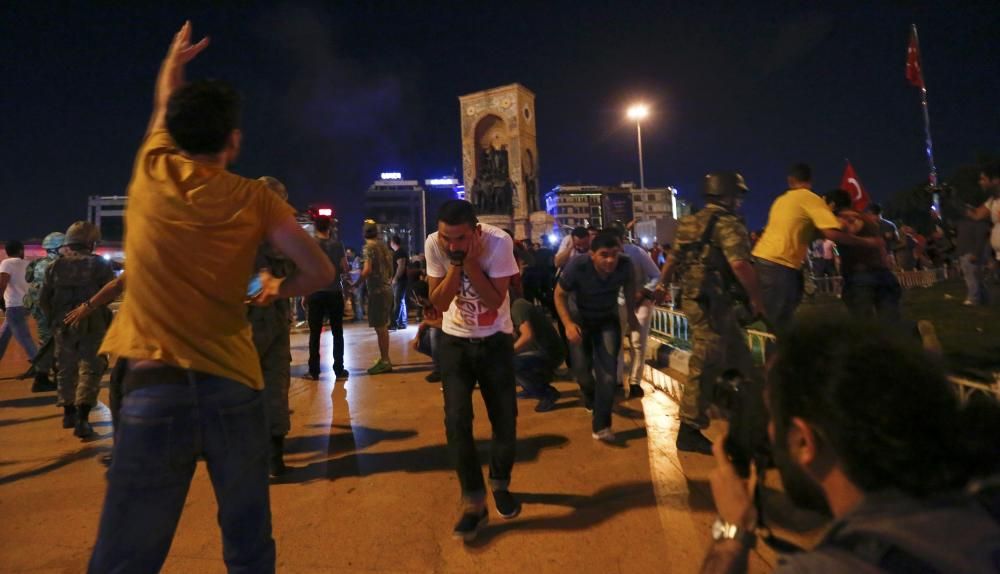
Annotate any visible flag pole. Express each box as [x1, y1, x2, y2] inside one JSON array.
[[912, 24, 940, 212]]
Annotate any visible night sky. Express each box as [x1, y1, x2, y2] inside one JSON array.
[[3, 1, 998, 245]]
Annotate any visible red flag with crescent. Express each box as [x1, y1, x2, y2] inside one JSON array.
[[840, 161, 870, 211], [906, 26, 925, 89]]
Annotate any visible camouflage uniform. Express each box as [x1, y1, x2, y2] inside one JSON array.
[[39, 249, 116, 408], [24, 253, 60, 373], [249, 244, 295, 437], [674, 204, 756, 427]]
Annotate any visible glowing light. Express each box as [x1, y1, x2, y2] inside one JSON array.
[[426, 178, 458, 186], [548, 233, 559, 245], [380, 172, 402, 180], [626, 104, 649, 121], [641, 236, 650, 245], [102, 254, 112, 260], [317, 208, 333, 217]]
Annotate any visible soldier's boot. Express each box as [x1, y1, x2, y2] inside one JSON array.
[[62, 405, 77, 429], [74, 404, 94, 438], [269, 435, 287, 477], [676, 422, 713, 455], [31, 372, 57, 393]]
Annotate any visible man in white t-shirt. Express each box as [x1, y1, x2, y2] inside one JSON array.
[[967, 161, 1000, 261], [0, 240, 38, 363], [425, 200, 521, 542]]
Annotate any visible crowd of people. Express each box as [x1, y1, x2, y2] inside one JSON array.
[[1, 22, 999, 573]]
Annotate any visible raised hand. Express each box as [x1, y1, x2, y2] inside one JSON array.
[[167, 20, 210, 65]]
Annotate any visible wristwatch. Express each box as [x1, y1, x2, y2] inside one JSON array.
[[711, 517, 756, 548]]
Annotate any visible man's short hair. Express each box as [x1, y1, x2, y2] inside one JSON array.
[[824, 189, 852, 211], [981, 160, 1000, 180], [787, 163, 812, 183], [4, 240, 24, 257], [364, 222, 379, 239], [570, 226, 589, 239], [314, 218, 331, 234], [590, 231, 621, 252], [437, 200, 478, 227], [769, 317, 1000, 498], [868, 203, 883, 216], [165, 80, 242, 155]]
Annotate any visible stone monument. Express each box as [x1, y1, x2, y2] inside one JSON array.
[[459, 84, 551, 240]]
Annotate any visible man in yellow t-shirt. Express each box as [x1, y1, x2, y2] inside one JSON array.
[[90, 22, 335, 574], [752, 163, 880, 332]]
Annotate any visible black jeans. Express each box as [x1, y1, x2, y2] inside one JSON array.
[[439, 331, 516, 500], [568, 319, 621, 433], [307, 291, 345, 375], [754, 258, 803, 335]]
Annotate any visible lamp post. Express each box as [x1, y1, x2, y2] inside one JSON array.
[[626, 104, 649, 192]]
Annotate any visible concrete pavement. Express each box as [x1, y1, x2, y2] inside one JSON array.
[[0, 320, 797, 573]]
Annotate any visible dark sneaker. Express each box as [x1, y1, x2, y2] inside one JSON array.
[[62, 406, 76, 429], [74, 419, 94, 438], [493, 490, 522, 519], [425, 371, 442, 383], [334, 368, 350, 380], [269, 436, 287, 477], [31, 374, 56, 393], [535, 396, 556, 412], [628, 384, 644, 398], [452, 507, 488, 541], [676, 422, 713, 455]]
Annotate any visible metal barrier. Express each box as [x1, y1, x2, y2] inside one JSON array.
[[807, 266, 947, 296], [948, 375, 1000, 403], [649, 303, 996, 400], [649, 305, 689, 347]]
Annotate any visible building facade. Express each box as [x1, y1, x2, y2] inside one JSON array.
[[363, 174, 426, 254], [545, 183, 687, 244]]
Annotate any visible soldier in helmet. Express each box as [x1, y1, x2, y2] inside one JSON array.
[[249, 176, 296, 476], [39, 221, 116, 437], [656, 173, 766, 454], [24, 231, 65, 392]]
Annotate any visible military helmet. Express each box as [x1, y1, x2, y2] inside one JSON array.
[[703, 172, 749, 198], [258, 176, 288, 202], [42, 232, 65, 251], [64, 221, 101, 247]]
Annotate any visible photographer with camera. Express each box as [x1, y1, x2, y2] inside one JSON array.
[[701, 316, 1000, 573], [656, 172, 766, 455]]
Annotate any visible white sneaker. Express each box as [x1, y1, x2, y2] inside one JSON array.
[[591, 428, 616, 442], [962, 299, 975, 306]]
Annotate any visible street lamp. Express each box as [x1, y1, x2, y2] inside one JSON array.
[[626, 103, 649, 192]]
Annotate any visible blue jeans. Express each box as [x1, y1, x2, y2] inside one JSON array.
[[842, 269, 902, 323], [513, 351, 555, 397], [416, 326, 441, 372], [754, 258, 803, 335], [392, 282, 408, 327], [960, 253, 989, 305], [0, 306, 37, 361], [569, 319, 621, 433], [90, 367, 275, 574], [438, 332, 516, 500]]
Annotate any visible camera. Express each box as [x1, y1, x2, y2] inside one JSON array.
[[713, 368, 771, 478]]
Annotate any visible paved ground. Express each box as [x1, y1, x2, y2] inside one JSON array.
[[0, 321, 797, 573]]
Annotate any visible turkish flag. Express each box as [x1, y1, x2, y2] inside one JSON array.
[[906, 26, 924, 89], [840, 161, 870, 211]]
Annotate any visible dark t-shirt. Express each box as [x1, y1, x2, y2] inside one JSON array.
[[558, 254, 633, 324], [316, 237, 346, 292], [511, 298, 565, 366], [955, 218, 990, 257], [393, 248, 409, 285]]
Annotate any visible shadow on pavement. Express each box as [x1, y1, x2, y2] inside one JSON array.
[[0, 396, 57, 409], [286, 425, 419, 460], [0, 413, 62, 428], [0, 445, 109, 485], [465, 480, 657, 547], [278, 433, 569, 485]]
